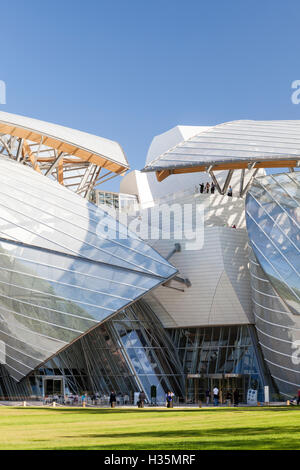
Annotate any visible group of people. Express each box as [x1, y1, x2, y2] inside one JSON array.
[[87, 392, 125, 406], [110, 390, 146, 408], [205, 387, 240, 407], [110, 390, 176, 408], [47, 391, 132, 407], [166, 391, 175, 408], [198, 182, 216, 194], [44, 394, 86, 405], [290, 388, 300, 405], [109, 391, 131, 407], [197, 182, 233, 196]]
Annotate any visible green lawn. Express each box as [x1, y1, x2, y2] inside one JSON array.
[[0, 406, 299, 450]]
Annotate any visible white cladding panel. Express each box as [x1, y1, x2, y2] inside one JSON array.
[[148, 226, 253, 328], [145, 125, 211, 165], [144, 120, 300, 172]]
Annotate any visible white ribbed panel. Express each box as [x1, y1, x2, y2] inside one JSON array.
[[149, 226, 252, 328], [143, 120, 300, 171]]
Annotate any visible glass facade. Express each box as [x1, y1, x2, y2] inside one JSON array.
[[246, 172, 300, 398], [170, 325, 267, 402], [246, 172, 300, 315], [0, 302, 267, 403], [90, 190, 139, 212], [0, 300, 185, 403]]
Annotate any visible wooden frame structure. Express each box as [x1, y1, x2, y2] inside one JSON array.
[[0, 112, 129, 198], [155, 160, 299, 197]]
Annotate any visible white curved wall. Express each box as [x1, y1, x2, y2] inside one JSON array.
[[144, 193, 253, 328]]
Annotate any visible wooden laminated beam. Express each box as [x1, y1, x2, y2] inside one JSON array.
[[22, 140, 41, 173], [57, 158, 64, 184], [0, 123, 128, 174], [155, 159, 299, 182]]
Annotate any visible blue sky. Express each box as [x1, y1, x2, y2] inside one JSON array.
[[1, 0, 300, 190]]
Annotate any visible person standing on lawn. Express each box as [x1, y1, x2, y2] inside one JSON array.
[[213, 386, 219, 406], [110, 391, 116, 408], [233, 388, 239, 407]]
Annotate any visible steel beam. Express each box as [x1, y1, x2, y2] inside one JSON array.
[[240, 168, 259, 197], [209, 170, 222, 195], [45, 151, 65, 176], [16, 138, 24, 162]]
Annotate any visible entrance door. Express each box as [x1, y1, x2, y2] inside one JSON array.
[[44, 378, 64, 396], [191, 375, 246, 404], [209, 376, 245, 404]]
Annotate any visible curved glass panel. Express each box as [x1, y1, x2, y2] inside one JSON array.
[[0, 300, 185, 403], [249, 247, 300, 398], [0, 160, 177, 382], [247, 173, 300, 397], [246, 172, 300, 315]]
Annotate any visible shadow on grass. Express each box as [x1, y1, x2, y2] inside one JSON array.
[[5, 408, 300, 450], [52, 437, 300, 450], [49, 440, 300, 450], [44, 425, 300, 450], [62, 425, 300, 440]]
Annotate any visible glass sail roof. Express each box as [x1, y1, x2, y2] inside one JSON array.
[[0, 158, 177, 381]]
